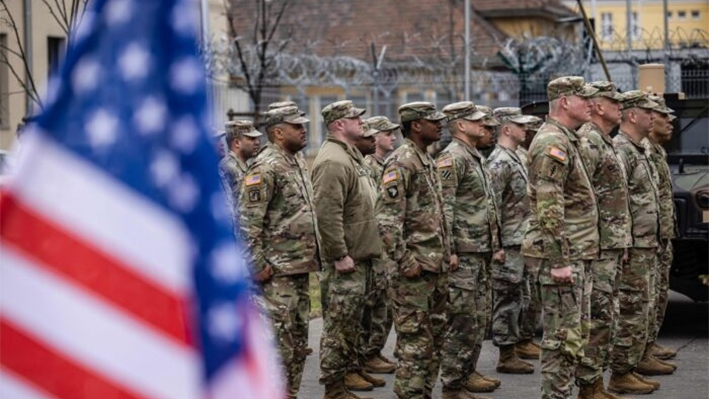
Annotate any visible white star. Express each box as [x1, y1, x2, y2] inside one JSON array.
[[85, 109, 119, 148], [171, 1, 198, 35], [170, 58, 203, 94], [150, 150, 179, 187], [211, 192, 232, 225], [167, 173, 199, 212], [72, 57, 101, 93], [73, 12, 95, 42], [207, 302, 242, 343], [170, 115, 199, 153], [210, 243, 246, 283], [134, 97, 167, 135], [106, 0, 132, 25], [118, 43, 151, 81]]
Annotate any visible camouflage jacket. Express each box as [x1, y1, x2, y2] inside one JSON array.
[[487, 144, 529, 247], [643, 138, 677, 239], [437, 138, 501, 253], [577, 122, 632, 250], [238, 143, 321, 276], [515, 146, 530, 168], [377, 139, 449, 274], [218, 151, 248, 210], [364, 154, 386, 184], [311, 136, 382, 262], [522, 118, 600, 265], [613, 131, 660, 248]]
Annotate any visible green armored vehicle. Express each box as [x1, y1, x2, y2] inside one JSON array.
[[522, 94, 709, 301]]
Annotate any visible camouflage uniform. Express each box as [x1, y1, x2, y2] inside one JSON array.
[[312, 101, 383, 387], [522, 77, 600, 399], [435, 101, 501, 390], [574, 84, 632, 386], [218, 120, 262, 215], [610, 122, 661, 376], [238, 108, 320, 398], [378, 102, 449, 399]]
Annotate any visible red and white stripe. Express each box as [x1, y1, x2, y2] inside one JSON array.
[[0, 134, 200, 399]]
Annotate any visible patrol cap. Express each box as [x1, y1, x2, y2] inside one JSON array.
[[547, 76, 598, 101], [442, 101, 486, 122], [648, 94, 675, 115], [263, 106, 310, 128], [476, 105, 500, 127], [362, 122, 378, 138], [225, 120, 263, 138], [268, 100, 306, 116], [365, 116, 400, 133], [525, 115, 544, 132], [588, 81, 624, 101], [322, 100, 366, 126], [621, 90, 660, 111], [398, 101, 446, 123], [493, 107, 537, 125]]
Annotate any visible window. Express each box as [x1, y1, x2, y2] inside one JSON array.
[[47, 36, 66, 79], [667, 11, 672, 19], [678, 10, 687, 20], [631, 11, 640, 40], [691, 10, 700, 20], [601, 12, 613, 41], [0, 34, 8, 129]]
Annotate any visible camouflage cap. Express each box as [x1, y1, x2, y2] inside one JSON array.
[[362, 122, 378, 138], [263, 106, 310, 128], [668, 114, 677, 122], [442, 101, 486, 122], [268, 100, 306, 116], [321, 100, 366, 126], [589, 80, 624, 101], [525, 115, 544, 131], [476, 105, 500, 127], [365, 116, 400, 133], [225, 119, 263, 138], [493, 107, 537, 125], [648, 94, 675, 114], [398, 101, 446, 123], [621, 90, 660, 110], [547, 76, 599, 101]]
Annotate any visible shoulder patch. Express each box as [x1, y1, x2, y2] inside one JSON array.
[[437, 158, 453, 168], [546, 146, 567, 162], [245, 173, 262, 186], [383, 171, 399, 184]]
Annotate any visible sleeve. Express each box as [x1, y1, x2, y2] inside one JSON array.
[[311, 160, 350, 261], [578, 135, 600, 179], [437, 153, 462, 254], [218, 160, 237, 209], [237, 166, 274, 275], [532, 144, 571, 268], [376, 162, 417, 275], [487, 155, 510, 219]]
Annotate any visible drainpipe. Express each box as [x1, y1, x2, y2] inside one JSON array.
[[23, 0, 33, 116]]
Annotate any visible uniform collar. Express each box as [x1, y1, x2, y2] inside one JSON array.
[[326, 134, 364, 163], [405, 138, 432, 166], [617, 129, 647, 152], [546, 116, 580, 142]]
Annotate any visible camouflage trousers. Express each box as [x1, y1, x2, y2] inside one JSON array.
[[360, 259, 393, 361], [319, 260, 370, 385], [261, 274, 310, 397], [491, 247, 525, 347], [389, 270, 448, 399], [520, 255, 542, 342], [648, 239, 672, 344], [610, 247, 656, 375], [575, 249, 623, 385], [532, 258, 591, 399], [441, 253, 491, 389]]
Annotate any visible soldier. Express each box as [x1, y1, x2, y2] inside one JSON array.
[[218, 120, 262, 211], [360, 116, 400, 375], [312, 100, 384, 399], [487, 107, 538, 375], [572, 81, 631, 399], [517, 115, 543, 167], [475, 105, 496, 153], [436, 101, 504, 399], [521, 76, 599, 399], [237, 105, 320, 399], [643, 95, 679, 362], [377, 102, 450, 399], [608, 91, 668, 395]]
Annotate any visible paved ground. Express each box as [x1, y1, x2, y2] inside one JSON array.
[[299, 291, 708, 398]]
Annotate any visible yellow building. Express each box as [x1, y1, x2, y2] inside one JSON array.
[[563, 0, 709, 50]]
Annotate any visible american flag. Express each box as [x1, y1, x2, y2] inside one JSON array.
[[0, 1, 283, 398]]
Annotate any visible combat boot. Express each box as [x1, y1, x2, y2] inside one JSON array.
[[323, 380, 374, 399], [344, 371, 373, 391], [363, 354, 396, 374], [636, 353, 675, 375], [464, 371, 498, 392], [576, 379, 604, 399], [305, 347, 314, 356], [442, 387, 491, 399], [477, 372, 501, 389], [632, 372, 660, 389], [594, 378, 630, 399], [496, 345, 534, 374], [608, 372, 655, 395], [515, 339, 541, 359], [648, 342, 677, 360], [654, 356, 677, 371], [357, 370, 385, 388]]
